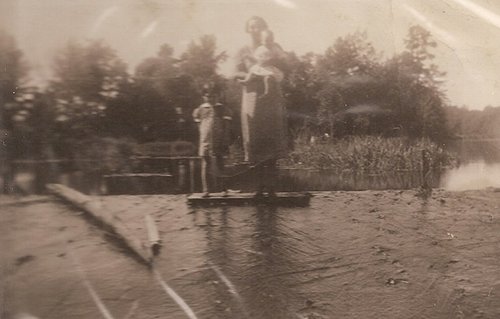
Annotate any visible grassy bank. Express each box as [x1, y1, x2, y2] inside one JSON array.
[[281, 136, 457, 172]]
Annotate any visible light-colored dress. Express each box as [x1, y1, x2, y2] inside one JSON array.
[[237, 45, 288, 163], [193, 103, 232, 156]]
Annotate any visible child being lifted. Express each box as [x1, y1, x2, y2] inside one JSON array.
[[238, 30, 284, 97]]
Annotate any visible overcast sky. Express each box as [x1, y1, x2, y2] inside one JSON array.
[[2, 0, 500, 110]]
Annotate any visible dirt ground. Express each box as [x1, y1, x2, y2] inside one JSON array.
[[2, 188, 500, 318]]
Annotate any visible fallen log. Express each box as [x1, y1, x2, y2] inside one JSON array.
[[46, 183, 152, 265]]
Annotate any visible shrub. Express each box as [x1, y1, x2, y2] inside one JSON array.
[[70, 137, 135, 174], [281, 136, 457, 172]]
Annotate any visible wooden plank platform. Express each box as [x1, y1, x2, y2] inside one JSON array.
[[187, 192, 311, 207]]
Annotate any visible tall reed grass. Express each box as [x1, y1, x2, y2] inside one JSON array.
[[281, 136, 457, 172]]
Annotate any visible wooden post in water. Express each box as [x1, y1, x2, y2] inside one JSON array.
[[177, 159, 187, 192], [421, 150, 432, 197]]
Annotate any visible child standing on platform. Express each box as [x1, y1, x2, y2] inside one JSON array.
[[193, 92, 232, 197]]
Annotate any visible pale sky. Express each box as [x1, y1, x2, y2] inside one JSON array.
[[2, 0, 500, 110]]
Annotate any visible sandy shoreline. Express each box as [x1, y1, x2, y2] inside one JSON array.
[[2, 188, 500, 318]]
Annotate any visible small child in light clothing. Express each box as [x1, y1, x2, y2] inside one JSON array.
[[192, 93, 232, 197], [238, 45, 284, 97]]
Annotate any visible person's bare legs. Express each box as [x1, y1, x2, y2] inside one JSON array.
[[201, 156, 210, 197], [215, 155, 228, 197], [265, 158, 277, 197], [253, 159, 277, 198], [254, 163, 265, 198]]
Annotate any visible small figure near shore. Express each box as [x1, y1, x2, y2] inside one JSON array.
[[192, 92, 232, 197]]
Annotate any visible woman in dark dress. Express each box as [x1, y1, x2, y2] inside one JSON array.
[[235, 16, 288, 197]]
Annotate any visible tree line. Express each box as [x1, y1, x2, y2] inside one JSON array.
[[1, 25, 467, 161], [445, 105, 500, 138]]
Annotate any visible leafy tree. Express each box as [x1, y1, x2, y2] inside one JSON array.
[[309, 26, 449, 140], [281, 52, 321, 136], [177, 35, 229, 141], [383, 25, 448, 140], [0, 30, 28, 131], [106, 35, 227, 143], [445, 105, 500, 138], [316, 31, 380, 78], [103, 80, 165, 142], [315, 32, 384, 136], [134, 44, 179, 98], [179, 34, 228, 118], [49, 40, 129, 137], [404, 25, 444, 86], [106, 44, 184, 141], [0, 30, 32, 192], [179, 34, 227, 91]]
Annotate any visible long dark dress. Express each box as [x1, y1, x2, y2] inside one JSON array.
[[237, 45, 288, 163]]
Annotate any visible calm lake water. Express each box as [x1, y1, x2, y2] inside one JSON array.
[[273, 139, 500, 192], [5, 139, 500, 194], [440, 139, 500, 191]]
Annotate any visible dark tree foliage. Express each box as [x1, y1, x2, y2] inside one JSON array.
[[445, 105, 500, 138], [49, 40, 129, 138], [123, 44, 185, 141], [0, 30, 33, 173], [314, 31, 388, 137], [5, 25, 456, 163], [45, 35, 229, 144], [179, 34, 228, 93], [317, 31, 379, 78], [281, 52, 321, 137], [177, 35, 229, 140], [382, 26, 448, 141], [310, 27, 449, 141], [105, 80, 170, 142], [0, 30, 28, 130]]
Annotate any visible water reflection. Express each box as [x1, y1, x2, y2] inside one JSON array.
[[5, 139, 500, 194], [241, 206, 300, 318], [190, 206, 316, 319], [441, 161, 500, 191], [198, 207, 253, 318], [441, 139, 500, 190], [5, 165, 435, 195], [449, 139, 500, 164]]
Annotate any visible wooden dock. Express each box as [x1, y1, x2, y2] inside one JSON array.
[[187, 192, 311, 207]]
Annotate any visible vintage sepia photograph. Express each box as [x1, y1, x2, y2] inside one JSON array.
[[2, 0, 500, 318]]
